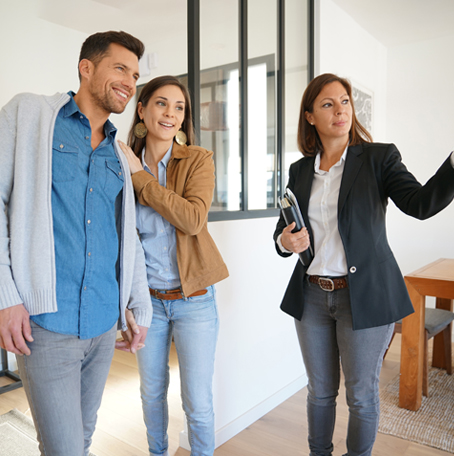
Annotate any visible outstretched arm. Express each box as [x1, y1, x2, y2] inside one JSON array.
[[383, 146, 454, 219]]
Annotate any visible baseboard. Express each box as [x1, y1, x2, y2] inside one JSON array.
[[179, 374, 308, 450]]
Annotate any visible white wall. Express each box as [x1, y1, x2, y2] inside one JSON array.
[[385, 35, 454, 276], [317, 0, 388, 140], [208, 218, 306, 447], [0, 2, 84, 107]]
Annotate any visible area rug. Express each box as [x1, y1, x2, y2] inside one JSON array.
[[0, 409, 97, 456], [378, 366, 454, 453]]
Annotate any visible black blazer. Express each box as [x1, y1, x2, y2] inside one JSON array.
[[274, 143, 454, 330]]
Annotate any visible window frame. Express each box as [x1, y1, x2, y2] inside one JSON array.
[[186, 0, 314, 222]]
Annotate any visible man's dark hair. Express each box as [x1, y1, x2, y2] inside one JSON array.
[[78, 30, 145, 80]]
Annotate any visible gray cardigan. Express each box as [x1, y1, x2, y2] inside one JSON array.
[[0, 92, 152, 330]]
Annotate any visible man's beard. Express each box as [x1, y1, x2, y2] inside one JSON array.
[[90, 85, 128, 115]]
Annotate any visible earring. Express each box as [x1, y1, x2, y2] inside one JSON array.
[[134, 121, 147, 139], [175, 129, 187, 146]]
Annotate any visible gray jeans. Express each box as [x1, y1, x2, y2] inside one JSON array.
[[295, 278, 394, 456], [16, 321, 117, 456]]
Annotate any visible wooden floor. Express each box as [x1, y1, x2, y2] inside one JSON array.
[[0, 334, 451, 456]]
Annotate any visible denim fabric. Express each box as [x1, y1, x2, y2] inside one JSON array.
[[137, 285, 218, 456], [295, 278, 394, 456], [32, 92, 122, 339], [16, 320, 117, 456], [136, 144, 180, 291]]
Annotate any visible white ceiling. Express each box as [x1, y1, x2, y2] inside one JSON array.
[[37, 0, 187, 46], [36, 0, 454, 49], [331, 0, 454, 47]]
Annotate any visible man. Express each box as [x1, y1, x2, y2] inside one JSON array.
[[0, 31, 151, 455]]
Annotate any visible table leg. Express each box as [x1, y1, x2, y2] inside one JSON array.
[[399, 279, 425, 411], [0, 348, 22, 394], [432, 298, 453, 369]]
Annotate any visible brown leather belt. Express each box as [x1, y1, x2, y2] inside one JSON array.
[[307, 275, 348, 292], [149, 287, 207, 301]]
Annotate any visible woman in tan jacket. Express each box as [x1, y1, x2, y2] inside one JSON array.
[[117, 75, 228, 456]]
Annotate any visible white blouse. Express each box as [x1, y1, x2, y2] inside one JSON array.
[[278, 146, 349, 277]]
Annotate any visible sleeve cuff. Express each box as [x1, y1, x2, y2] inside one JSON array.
[[130, 306, 153, 329], [450, 152, 454, 168], [277, 233, 292, 254]]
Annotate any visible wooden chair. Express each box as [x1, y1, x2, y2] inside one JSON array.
[[385, 307, 454, 397]]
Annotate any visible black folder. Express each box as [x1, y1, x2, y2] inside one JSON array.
[[278, 188, 314, 267]]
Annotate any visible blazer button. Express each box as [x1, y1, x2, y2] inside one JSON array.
[[349, 266, 357, 274]]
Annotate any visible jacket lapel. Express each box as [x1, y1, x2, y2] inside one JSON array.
[[338, 144, 363, 215]]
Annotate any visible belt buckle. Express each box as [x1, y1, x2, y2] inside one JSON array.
[[151, 289, 166, 299], [318, 277, 335, 292]]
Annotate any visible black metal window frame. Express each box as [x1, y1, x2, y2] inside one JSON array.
[[187, 0, 314, 222]]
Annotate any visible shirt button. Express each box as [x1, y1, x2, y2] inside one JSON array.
[[87, 220, 91, 224], [119, 172, 122, 176], [88, 252, 91, 256], [84, 286, 87, 290], [80, 115, 83, 119], [85, 136, 89, 140], [59, 144, 64, 149], [349, 266, 357, 274], [163, 247, 167, 251], [89, 188, 93, 192]]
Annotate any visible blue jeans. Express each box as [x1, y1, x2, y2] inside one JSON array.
[[16, 321, 117, 456], [137, 285, 219, 456], [295, 278, 394, 456]]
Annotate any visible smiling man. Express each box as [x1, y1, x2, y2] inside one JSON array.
[[0, 31, 152, 456]]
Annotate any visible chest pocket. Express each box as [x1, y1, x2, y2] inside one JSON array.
[[104, 159, 125, 200], [52, 138, 79, 183]]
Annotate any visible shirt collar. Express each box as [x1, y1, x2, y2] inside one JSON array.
[[314, 144, 349, 174], [141, 143, 174, 172], [61, 91, 80, 118], [63, 91, 117, 139]]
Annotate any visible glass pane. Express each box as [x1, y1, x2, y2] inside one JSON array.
[[248, 0, 277, 210], [200, 0, 240, 212], [284, 0, 309, 184]]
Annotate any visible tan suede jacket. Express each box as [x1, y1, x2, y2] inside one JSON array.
[[131, 142, 229, 296]]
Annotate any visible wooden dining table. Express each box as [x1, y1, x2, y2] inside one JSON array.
[[399, 258, 454, 411]]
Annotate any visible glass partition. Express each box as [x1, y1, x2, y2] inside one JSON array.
[[248, 0, 277, 210], [200, 0, 241, 211], [284, 0, 309, 184]]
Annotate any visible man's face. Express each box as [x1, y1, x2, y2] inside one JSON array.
[[87, 43, 140, 115]]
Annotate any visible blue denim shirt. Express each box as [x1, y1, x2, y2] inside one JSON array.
[[31, 93, 124, 339], [136, 145, 181, 290]]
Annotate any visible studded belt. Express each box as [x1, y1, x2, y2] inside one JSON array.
[[307, 275, 348, 292]]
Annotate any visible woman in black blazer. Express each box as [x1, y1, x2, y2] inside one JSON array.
[[274, 73, 454, 456]]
